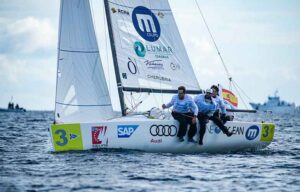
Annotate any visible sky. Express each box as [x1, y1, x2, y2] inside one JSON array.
[[0, 0, 299, 110]]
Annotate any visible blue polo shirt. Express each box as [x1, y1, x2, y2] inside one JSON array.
[[166, 95, 198, 116]]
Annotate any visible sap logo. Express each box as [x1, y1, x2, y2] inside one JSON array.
[[245, 125, 259, 140], [132, 6, 161, 42], [117, 125, 139, 138]]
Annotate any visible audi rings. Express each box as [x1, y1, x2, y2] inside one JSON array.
[[150, 125, 177, 136]]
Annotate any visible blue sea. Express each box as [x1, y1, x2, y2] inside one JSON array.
[[0, 111, 299, 191]]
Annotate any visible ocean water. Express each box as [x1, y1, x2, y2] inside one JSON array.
[[0, 111, 299, 192]]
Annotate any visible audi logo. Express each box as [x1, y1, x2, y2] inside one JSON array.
[[150, 125, 177, 137]]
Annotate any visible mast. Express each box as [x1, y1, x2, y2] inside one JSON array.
[[104, 0, 126, 116]]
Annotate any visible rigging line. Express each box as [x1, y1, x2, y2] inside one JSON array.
[[232, 83, 248, 109], [232, 79, 254, 103], [194, 0, 231, 80], [195, 0, 252, 108]]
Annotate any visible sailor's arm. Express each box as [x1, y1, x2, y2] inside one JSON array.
[[190, 99, 198, 124], [219, 97, 226, 114], [162, 95, 176, 109]]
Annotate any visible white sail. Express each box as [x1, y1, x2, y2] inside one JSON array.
[[55, 0, 114, 123], [107, 0, 201, 92]]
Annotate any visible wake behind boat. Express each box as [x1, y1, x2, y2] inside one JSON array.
[[49, 0, 275, 153]]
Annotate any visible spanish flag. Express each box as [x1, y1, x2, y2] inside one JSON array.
[[222, 88, 238, 107]]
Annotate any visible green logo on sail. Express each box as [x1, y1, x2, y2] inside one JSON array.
[[134, 41, 146, 57]]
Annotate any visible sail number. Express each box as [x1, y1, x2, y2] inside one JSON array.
[[55, 129, 68, 146], [51, 124, 84, 151], [262, 126, 269, 137], [260, 124, 275, 142]]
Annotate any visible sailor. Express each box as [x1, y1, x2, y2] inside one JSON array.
[[210, 85, 228, 122], [223, 100, 235, 122], [194, 89, 233, 145], [162, 86, 198, 142]]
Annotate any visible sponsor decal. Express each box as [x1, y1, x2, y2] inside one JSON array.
[[117, 125, 139, 138], [51, 124, 83, 151], [132, 6, 161, 42], [229, 126, 244, 135], [147, 74, 171, 82], [207, 125, 221, 134], [127, 57, 139, 75], [208, 125, 244, 135], [134, 41, 146, 57], [133, 41, 173, 59], [150, 138, 162, 143], [245, 125, 259, 140], [92, 126, 108, 148], [170, 62, 180, 70], [146, 44, 173, 58], [214, 127, 221, 134], [144, 60, 164, 70], [150, 125, 177, 137], [111, 7, 129, 15]]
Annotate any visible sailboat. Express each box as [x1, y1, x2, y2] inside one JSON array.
[[49, 0, 275, 153]]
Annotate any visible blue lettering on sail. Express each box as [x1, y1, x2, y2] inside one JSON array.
[[132, 6, 161, 42]]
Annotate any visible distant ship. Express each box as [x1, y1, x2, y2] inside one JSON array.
[[0, 102, 26, 112], [249, 91, 296, 114]]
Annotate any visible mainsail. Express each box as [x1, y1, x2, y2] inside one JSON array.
[[55, 0, 114, 123], [106, 0, 201, 93]]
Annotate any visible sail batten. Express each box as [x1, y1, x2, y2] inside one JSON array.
[[122, 87, 202, 94]]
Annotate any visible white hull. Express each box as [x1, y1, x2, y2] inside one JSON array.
[[49, 117, 275, 153]]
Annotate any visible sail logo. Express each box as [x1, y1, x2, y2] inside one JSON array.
[[245, 125, 259, 140], [170, 62, 180, 71], [132, 6, 161, 42], [133, 41, 173, 59], [127, 57, 139, 75], [144, 60, 164, 70], [147, 74, 171, 82], [117, 125, 139, 138], [134, 41, 146, 57]]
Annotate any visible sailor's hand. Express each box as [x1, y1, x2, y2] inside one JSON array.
[[162, 104, 167, 109], [192, 116, 197, 124]]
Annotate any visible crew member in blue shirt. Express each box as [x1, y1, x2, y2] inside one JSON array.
[[194, 89, 233, 145], [162, 86, 198, 142], [211, 85, 229, 124]]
